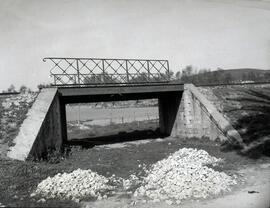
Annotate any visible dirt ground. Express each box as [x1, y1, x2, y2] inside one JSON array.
[[67, 120, 159, 141], [80, 137, 270, 208], [0, 136, 269, 208], [1, 90, 270, 207]]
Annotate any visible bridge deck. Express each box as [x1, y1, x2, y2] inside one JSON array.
[[57, 83, 184, 103], [58, 83, 184, 96]]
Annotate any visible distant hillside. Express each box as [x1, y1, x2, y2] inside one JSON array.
[[212, 68, 270, 80], [176, 68, 270, 85]]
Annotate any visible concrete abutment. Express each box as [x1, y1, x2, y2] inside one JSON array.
[[7, 88, 64, 160], [7, 84, 242, 161]]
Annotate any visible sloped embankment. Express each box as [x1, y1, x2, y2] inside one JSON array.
[[0, 92, 37, 158], [198, 84, 270, 157]]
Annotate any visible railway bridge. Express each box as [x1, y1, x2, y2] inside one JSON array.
[[8, 58, 186, 160], [7, 57, 241, 160], [45, 57, 184, 141]]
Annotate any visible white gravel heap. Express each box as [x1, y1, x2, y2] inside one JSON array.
[[134, 148, 237, 205], [34, 169, 114, 201]]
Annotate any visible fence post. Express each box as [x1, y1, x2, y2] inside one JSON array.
[[102, 59, 105, 83], [126, 60, 129, 83], [76, 59, 80, 84], [147, 60, 150, 81], [166, 60, 170, 81]]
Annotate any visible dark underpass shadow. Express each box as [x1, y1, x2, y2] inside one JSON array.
[[66, 128, 167, 148]]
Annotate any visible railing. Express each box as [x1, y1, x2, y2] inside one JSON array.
[[43, 57, 170, 85]]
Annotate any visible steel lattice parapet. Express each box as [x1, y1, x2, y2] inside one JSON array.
[[43, 57, 170, 86]]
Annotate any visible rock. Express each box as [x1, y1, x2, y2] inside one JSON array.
[[134, 148, 236, 205], [2, 102, 11, 109], [130, 201, 136, 206], [165, 200, 173, 205], [37, 198, 46, 203], [33, 169, 115, 202]]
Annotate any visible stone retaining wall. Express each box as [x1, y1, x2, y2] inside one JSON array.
[[171, 84, 242, 143], [7, 88, 62, 160]]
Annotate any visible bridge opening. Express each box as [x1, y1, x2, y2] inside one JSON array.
[[64, 99, 166, 147], [56, 84, 184, 149], [42, 57, 183, 147]]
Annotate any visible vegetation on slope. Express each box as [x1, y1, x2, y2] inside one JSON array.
[[0, 93, 37, 146], [200, 85, 270, 158], [174, 66, 270, 85], [0, 137, 257, 207]]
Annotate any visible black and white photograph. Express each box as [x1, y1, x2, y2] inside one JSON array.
[[0, 0, 270, 207]]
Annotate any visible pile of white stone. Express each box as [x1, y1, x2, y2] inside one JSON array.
[[33, 169, 114, 202], [32, 148, 237, 204], [134, 148, 237, 205], [0, 202, 5, 208]]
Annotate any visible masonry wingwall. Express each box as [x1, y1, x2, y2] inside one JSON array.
[[7, 88, 62, 161], [171, 84, 242, 143]]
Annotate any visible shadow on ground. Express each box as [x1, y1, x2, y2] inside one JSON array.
[[67, 128, 166, 148]]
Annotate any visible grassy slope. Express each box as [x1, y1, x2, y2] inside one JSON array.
[[0, 93, 37, 148], [0, 137, 259, 207], [199, 85, 270, 157]]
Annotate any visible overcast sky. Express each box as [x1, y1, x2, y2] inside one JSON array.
[[0, 0, 270, 90]]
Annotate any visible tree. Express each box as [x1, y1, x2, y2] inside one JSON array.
[[224, 73, 232, 84], [130, 73, 148, 83], [264, 72, 270, 81], [242, 73, 248, 81], [175, 71, 181, 80], [19, 85, 27, 93], [180, 65, 195, 83], [37, 83, 51, 90], [198, 68, 210, 74], [83, 73, 117, 84], [166, 70, 174, 80], [7, 84, 16, 92], [183, 65, 194, 76], [247, 71, 256, 81]]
